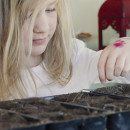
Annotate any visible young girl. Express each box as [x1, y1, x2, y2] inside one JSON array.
[[0, 0, 130, 101]]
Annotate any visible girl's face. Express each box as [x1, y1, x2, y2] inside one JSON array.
[[22, 0, 58, 57]]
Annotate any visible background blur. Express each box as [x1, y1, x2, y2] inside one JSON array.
[[69, 0, 130, 51]]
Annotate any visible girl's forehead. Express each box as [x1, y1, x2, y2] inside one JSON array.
[[41, 0, 58, 7], [27, 0, 58, 10], [45, 0, 58, 4], [33, 0, 58, 6]]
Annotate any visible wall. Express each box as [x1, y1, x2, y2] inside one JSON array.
[[68, 0, 106, 50], [68, 0, 111, 51], [69, 0, 130, 51]]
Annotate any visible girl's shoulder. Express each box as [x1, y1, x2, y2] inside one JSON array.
[[71, 38, 102, 64], [72, 38, 86, 53]]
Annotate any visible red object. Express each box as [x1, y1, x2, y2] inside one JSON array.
[[113, 43, 124, 48], [98, 0, 130, 50]]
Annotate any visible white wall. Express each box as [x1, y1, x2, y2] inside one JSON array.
[[68, 0, 106, 50]]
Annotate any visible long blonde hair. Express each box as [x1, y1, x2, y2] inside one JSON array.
[[0, 0, 73, 100]]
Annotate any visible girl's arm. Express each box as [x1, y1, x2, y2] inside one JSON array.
[[98, 37, 130, 84]]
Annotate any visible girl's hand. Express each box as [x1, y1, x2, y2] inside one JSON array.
[[98, 37, 130, 84]]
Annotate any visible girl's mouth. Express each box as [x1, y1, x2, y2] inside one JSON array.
[[33, 38, 46, 45]]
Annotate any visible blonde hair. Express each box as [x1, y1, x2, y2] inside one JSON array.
[[0, 0, 73, 100]]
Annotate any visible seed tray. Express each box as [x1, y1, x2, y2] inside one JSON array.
[[48, 84, 130, 130], [0, 97, 107, 130]]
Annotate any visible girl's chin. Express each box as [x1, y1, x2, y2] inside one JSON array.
[[31, 47, 46, 56]]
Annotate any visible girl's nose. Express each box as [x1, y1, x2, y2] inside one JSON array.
[[33, 13, 49, 33]]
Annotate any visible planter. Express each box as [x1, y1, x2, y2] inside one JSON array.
[[0, 98, 107, 130], [1, 84, 130, 130], [0, 108, 44, 130], [49, 84, 130, 130]]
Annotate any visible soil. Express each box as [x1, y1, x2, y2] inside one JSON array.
[[0, 98, 105, 130], [0, 109, 40, 130], [96, 84, 130, 96], [53, 84, 130, 112], [0, 84, 130, 129]]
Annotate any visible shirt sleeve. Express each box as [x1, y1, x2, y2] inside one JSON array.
[[72, 38, 130, 87], [71, 38, 102, 87]]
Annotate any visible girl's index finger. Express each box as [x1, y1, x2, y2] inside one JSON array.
[[98, 50, 108, 84]]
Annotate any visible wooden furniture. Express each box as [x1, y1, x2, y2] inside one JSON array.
[[98, 0, 130, 50]]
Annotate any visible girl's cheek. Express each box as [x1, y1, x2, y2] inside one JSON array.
[[22, 23, 29, 43], [51, 14, 57, 34]]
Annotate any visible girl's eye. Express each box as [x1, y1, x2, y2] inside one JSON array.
[[46, 8, 56, 13]]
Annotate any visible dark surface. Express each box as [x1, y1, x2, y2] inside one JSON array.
[[0, 84, 130, 130], [53, 84, 130, 112], [0, 98, 106, 130]]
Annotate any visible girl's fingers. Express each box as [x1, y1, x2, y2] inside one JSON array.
[[98, 38, 130, 83], [114, 55, 126, 77], [98, 50, 108, 84], [120, 56, 130, 77], [98, 43, 130, 84], [105, 53, 117, 81]]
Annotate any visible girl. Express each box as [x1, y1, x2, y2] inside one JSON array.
[[0, 0, 130, 101]]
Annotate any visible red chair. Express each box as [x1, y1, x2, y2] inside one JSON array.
[[98, 0, 130, 50]]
